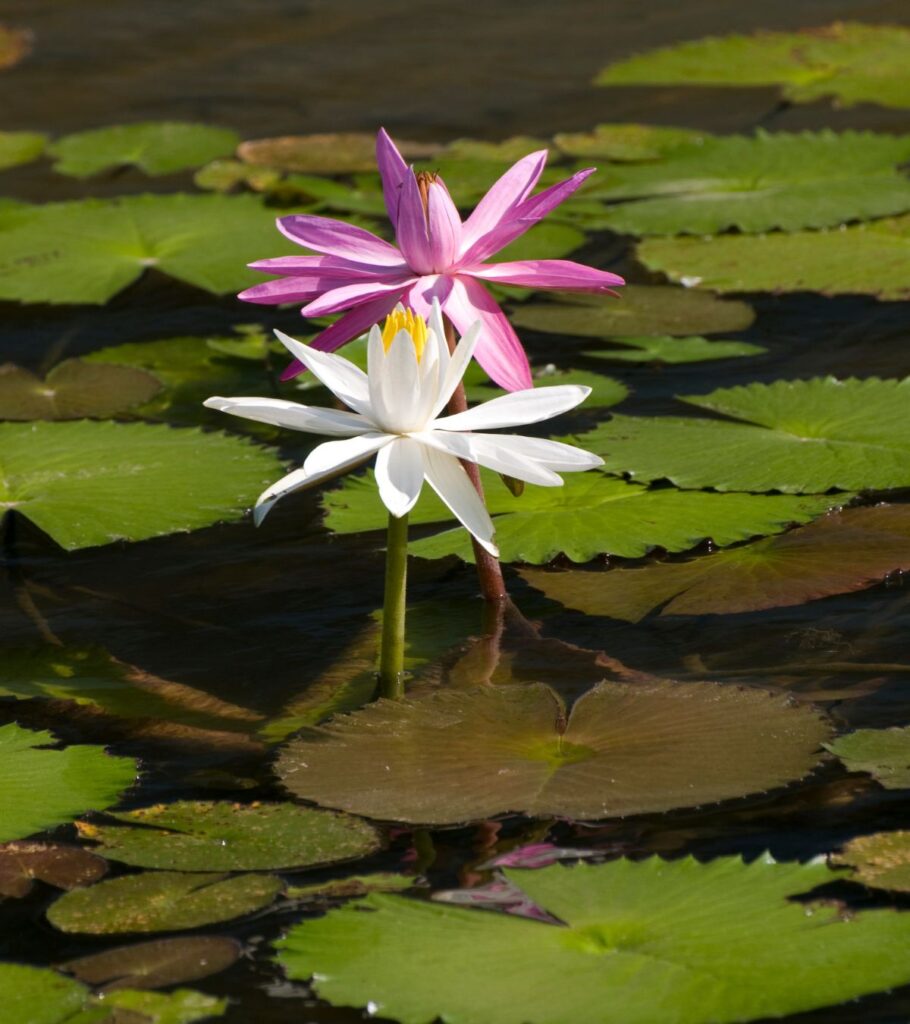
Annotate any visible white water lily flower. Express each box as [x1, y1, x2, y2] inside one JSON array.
[[204, 300, 602, 556]]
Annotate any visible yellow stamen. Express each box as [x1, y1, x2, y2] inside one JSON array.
[[380, 308, 428, 361]]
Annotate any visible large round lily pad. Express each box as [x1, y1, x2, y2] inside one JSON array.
[[276, 681, 829, 824], [277, 855, 910, 1024]]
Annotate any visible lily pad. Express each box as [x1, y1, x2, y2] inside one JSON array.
[[584, 335, 764, 363], [580, 377, 910, 493], [0, 842, 107, 898], [825, 726, 910, 788], [0, 420, 284, 550], [89, 987, 227, 1023], [0, 193, 289, 303], [555, 123, 711, 161], [510, 285, 754, 338], [493, 221, 586, 264], [0, 131, 45, 171], [0, 723, 136, 843], [286, 873, 417, 903], [276, 681, 829, 824], [237, 132, 439, 173], [520, 504, 910, 622], [325, 470, 842, 564], [47, 870, 282, 934], [835, 831, 910, 892], [591, 131, 910, 235], [595, 22, 910, 110], [78, 800, 380, 871], [49, 122, 240, 178], [0, 24, 29, 70], [277, 853, 910, 1024], [443, 136, 551, 162], [637, 214, 910, 300], [0, 359, 162, 420], [462, 363, 627, 409]]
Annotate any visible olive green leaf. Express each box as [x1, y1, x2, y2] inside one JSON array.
[[0, 131, 45, 171], [555, 123, 711, 161], [825, 726, 910, 789], [584, 335, 764, 363], [835, 831, 910, 892]]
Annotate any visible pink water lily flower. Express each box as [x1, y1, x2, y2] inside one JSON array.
[[240, 129, 625, 391]]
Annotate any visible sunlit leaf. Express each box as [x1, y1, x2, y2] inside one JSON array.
[[555, 123, 711, 160], [584, 335, 764, 363], [0, 24, 30, 70], [595, 22, 910, 110], [47, 870, 282, 934], [0, 842, 107, 898], [238, 132, 439, 173], [825, 726, 910, 789], [276, 681, 828, 824], [0, 131, 45, 171], [88, 987, 227, 1023], [492, 221, 586, 263], [0, 723, 136, 842], [835, 831, 910, 892], [520, 504, 910, 622], [0, 420, 284, 550], [0, 963, 89, 1024]]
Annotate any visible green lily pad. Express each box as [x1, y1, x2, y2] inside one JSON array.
[[584, 335, 764, 363], [89, 987, 227, 1023], [194, 158, 283, 194], [462, 362, 627, 409], [443, 136, 551, 162], [0, 420, 284, 550], [78, 800, 380, 871], [520, 504, 910, 622], [493, 221, 586, 264], [0, 842, 107, 898], [49, 122, 239, 178], [825, 726, 910, 788], [0, 131, 45, 171], [595, 22, 910, 110], [835, 831, 910, 892], [0, 359, 162, 420], [510, 285, 754, 338], [591, 131, 910, 235], [637, 214, 910, 300], [276, 681, 829, 824], [286, 873, 418, 903], [47, 870, 282, 934], [580, 377, 910, 493], [0, 723, 136, 842], [238, 133, 439, 174], [0, 24, 29, 70], [555, 123, 711, 161], [325, 469, 842, 564], [0, 193, 290, 303]]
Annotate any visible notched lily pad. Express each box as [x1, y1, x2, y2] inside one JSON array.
[[276, 681, 829, 824], [826, 726, 910, 789], [584, 335, 764, 363], [0, 842, 107, 898], [238, 132, 439, 173]]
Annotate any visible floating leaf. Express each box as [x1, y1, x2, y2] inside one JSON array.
[[584, 335, 764, 363], [0, 842, 107, 898], [591, 131, 910, 235], [510, 285, 754, 338], [0, 24, 29, 70], [0, 963, 90, 1024], [238, 132, 439, 173], [49, 122, 240, 178], [443, 136, 550, 162], [581, 377, 910, 493], [493, 221, 586, 264], [0, 193, 288, 303], [595, 22, 910, 110], [90, 987, 227, 1023], [0, 131, 45, 171], [0, 420, 284, 550], [0, 723, 136, 842], [276, 681, 828, 824], [79, 800, 380, 871], [835, 831, 910, 892], [47, 870, 282, 934], [463, 363, 627, 410], [825, 726, 910, 789], [0, 359, 162, 420], [521, 504, 910, 622], [637, 214, 910, 300], [286, 873, 418, 903], [555, 123, 711, 161]]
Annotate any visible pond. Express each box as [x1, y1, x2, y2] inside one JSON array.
[[1, 2, 910, 1022]]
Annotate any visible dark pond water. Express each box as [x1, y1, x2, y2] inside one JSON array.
[[2, 1, 910, 1021]]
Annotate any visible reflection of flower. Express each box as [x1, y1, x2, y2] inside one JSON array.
[[240, 129, 624, 391], [205, 301, 602, 556]]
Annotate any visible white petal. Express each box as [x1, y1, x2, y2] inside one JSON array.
[[375, 436, 426, 517], [489, 434, 605, 471], [433, 384, 590, 431], [418, 430, 564, 486], [367, 325, 392, 426], [430, 320, 481, 419], [420, 445, 498, 556], [375, 328, 423, 431], [428, 297, 448, 359], [204, 397, 369, 437], [274, 330, 373, 417]]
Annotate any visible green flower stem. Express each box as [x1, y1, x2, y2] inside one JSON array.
[[378, 511, 409, 699]]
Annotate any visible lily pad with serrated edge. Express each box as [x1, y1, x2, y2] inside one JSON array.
[[521, 504, 910, 622], [825, 726, 910, 789], [276, 854, 910, 1024], [581, 377, 910, 493], [584, 335, 764, 363], [555, 123, 711, 161], [0, 131, 45, 171], [47, 870, 282, 934], [276, 681, 829, 824], [835, 831, 910, 892], [0, 420, 284, 550], [78, 800, 380, 871], [0, 723, 136, 843], [0, 842, 107, 898]]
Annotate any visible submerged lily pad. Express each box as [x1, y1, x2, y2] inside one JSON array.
[[47, 870, 282, 934], [584, 335, 764, 363], [0, 131, 45, 171], [521, 504, 910, 622], [0, 359, 162, 420], [0, 842, 107, 898], [79, 800, 380, 871], [555, 123, 711, 161], [49, 122, 240, 178], [836, 832, 910, 892], [238, 132, 439, 173], [0, 723, 136, 842], [0, 24, 29, 70], [581, 377, 910, 493], [276, 681, 828, 824], [510, 285, 754, 338], [826, 726, 910, 789], [277, 854, 910, 1024], [595, 22, 910, 110], [638, 214, 910, 300], [0, 420, 284, 550]]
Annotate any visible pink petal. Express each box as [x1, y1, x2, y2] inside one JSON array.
[[280, 291, 404, 380], [401, 275, 453, 320], [239, 277, 326, 305], [443, 277, 532, 391], [302, 276, 416, 317], [466, 258, 624, 292], [277, 214, 405, 267], [426, 179, 461, 271], [458, 150, 548, 257], [248, 254, 404, 278], [377, 128, 408, 228], [394, 170, 435, 274]]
